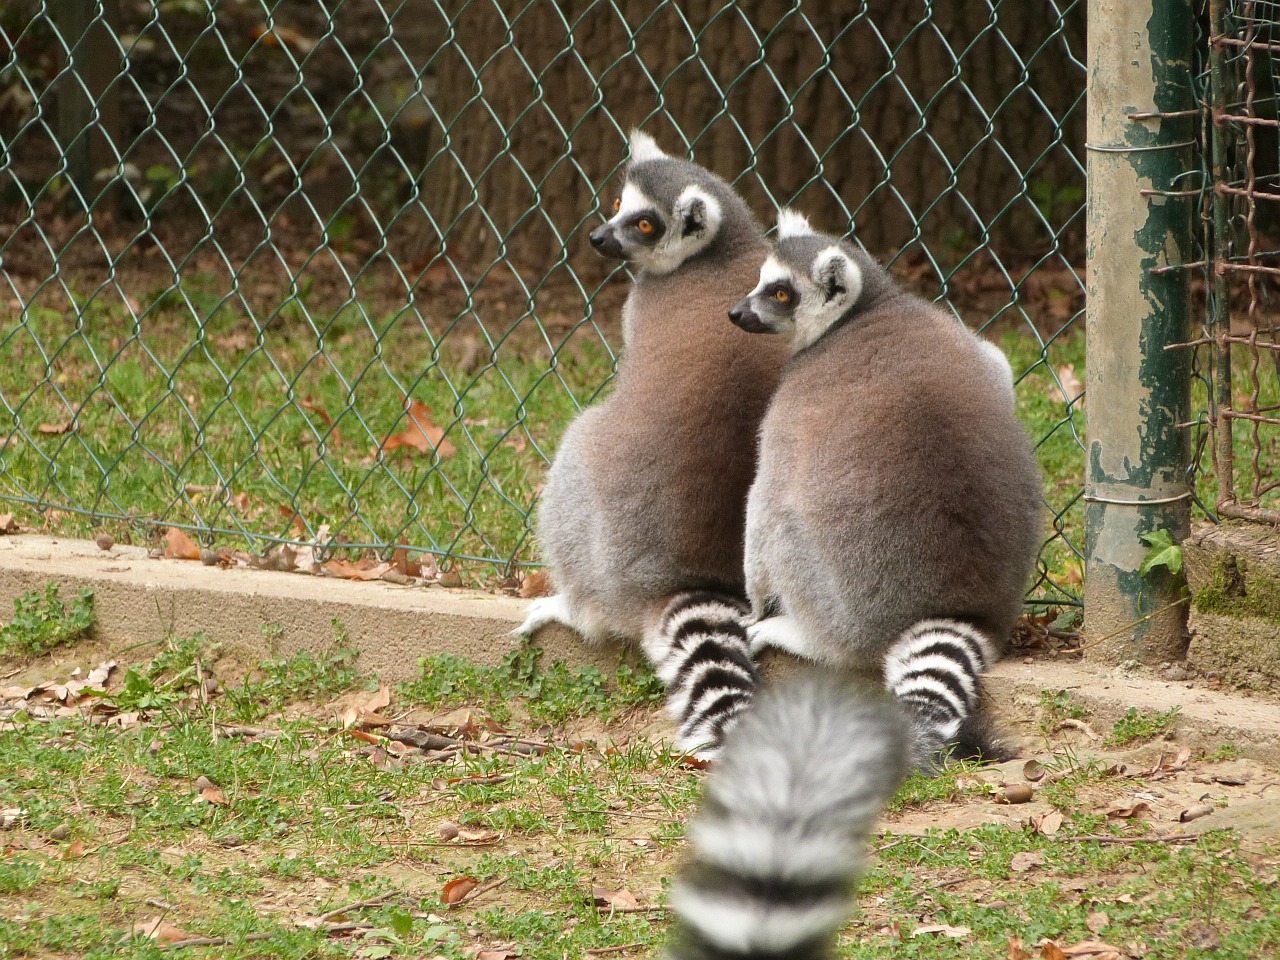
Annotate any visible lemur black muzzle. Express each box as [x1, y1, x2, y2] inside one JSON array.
[[589, 226, 625, 260], [728, 298, 772, 334]]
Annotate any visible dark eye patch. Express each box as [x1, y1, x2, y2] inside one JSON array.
[[766, 283, 799, 307], [628, 213, 665, 242]]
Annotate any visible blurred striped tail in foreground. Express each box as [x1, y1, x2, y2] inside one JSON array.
[[664, 676, 909, 960]]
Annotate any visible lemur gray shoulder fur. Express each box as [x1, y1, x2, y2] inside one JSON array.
[[517, 132, 788, 757], [728, 210, 1044, 769]]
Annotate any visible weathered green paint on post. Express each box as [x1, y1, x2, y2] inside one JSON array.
[[1084, 0, 1194, 662]]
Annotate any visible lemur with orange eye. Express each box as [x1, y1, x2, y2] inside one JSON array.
[[516, 132, 788, 759]]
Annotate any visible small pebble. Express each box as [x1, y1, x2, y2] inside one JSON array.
[[49, 823, 71, 841], [94, 533, 114, 551], [194, 775, 217, 792], [438, 820, 460, 841]]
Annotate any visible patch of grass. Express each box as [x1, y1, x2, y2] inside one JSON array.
[[0, 279, 1090, 591], [4, 636, 1279, 960], [1035, 688, 1091, 739], [0, 583, 94, 658], [1105, 706, 1181, 747], [398, 645, 664, 725]]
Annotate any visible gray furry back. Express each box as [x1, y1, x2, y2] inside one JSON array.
[[664, 676, 908, 960], [529, 135, 788, 643]]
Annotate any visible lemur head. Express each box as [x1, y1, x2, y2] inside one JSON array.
[[588, 130, 755, 275], [728, 209, 894, 351]]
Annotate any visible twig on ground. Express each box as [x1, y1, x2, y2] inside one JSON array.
[[586, 944, 646, 955], [216, 725, 282, 739], [164, 923, 374, 950], [311, 891, 398, 925], [453, 876, 507, 906], [1057, 833, 1200, 844]]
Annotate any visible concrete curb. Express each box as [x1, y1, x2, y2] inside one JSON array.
[[3, 533, 1277, 762]]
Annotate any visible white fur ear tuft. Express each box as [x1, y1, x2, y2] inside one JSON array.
[[628, 130, 667, 164], [676, 185, 722, 238], [775, 208, 814, 239], [814, 246, 862, 305]]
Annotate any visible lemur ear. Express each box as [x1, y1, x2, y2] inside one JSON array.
[[814, 246, 862, 305], [628, 130, 667, 164], [676, 185, 722, 238]]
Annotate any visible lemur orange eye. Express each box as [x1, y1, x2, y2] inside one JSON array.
[[775, 288, 791, 304], [637, 218, 654, 234], [612, 197, 621, 213]]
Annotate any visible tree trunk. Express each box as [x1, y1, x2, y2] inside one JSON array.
[[418, 0, 1086, 275]]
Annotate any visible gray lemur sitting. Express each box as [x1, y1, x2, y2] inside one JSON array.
[[727, 209, 1043, 770], [517, 132, 788, 758]]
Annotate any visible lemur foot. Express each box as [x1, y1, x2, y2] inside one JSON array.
[[512, 593, 572, 638], [746, 613, 813, 659]]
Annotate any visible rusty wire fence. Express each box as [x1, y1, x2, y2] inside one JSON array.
[[1, 1, 1087, 599], [1180, 0, 1280, 524]]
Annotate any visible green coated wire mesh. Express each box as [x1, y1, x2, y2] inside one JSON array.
[[1184, 0, 1280, 525], [1, 1, 1087, 600]]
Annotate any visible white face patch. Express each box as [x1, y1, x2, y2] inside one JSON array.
[[787, 246, 862, 350], [775, 207, 814, 239], [627, 129, 667, 164], [752, 255, 792, 296], [613, 182, 654, 222], [629, 183, 723, 275]]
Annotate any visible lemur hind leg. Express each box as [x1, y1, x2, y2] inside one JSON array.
[[883, 618, 993, 772]]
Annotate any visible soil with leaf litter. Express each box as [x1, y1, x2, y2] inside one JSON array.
[[2, 635, 1279, 960]]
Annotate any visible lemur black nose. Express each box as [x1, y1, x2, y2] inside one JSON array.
[[589, 226, 625, 260], [728, 298, 769, 334]]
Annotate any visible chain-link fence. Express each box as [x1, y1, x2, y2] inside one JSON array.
[[1179, 0, 1280, 523], [1, 1, 1087, 599]]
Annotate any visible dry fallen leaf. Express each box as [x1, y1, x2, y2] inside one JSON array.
[[199, 786, 228, 805], [1057, 363, 1085, 408], [1010, 850, 1046, 873], [61, 839, 87, 861], [1057, 939, 1124, 959], [363, 683, 392, 713], [133, 918, 188, 942], [518, 569, 553, 599], [1086, 910, 1109, 934], [324, 557, 393, 581], [38, 420, 74, 435], [474, 951, 513, 960], [163, 527, 202, 560], [912, 923, 971, 939], [1105, 801, 1150, 820], [382, 398, 456, 458], [592, 886, 641, 911], [441, 876, 479, 905], [1033, 811, 1065, 836], [0, 513, 18, 534], [1008, 935, 1033, 960], [1041, 942, 1069, 960]]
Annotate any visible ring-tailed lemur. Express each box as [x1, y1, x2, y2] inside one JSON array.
[[664, 676, 908, 959], [516, 132, 789, 758], [726, 210, 1043, 770]]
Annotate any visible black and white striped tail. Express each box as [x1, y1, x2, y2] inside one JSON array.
[[644, 591, 758, 760], [666, 677, 908, 960], [883, 618, 994, 771]]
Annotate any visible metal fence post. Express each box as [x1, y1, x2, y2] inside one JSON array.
[[1084, 0, 1196, 662]]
